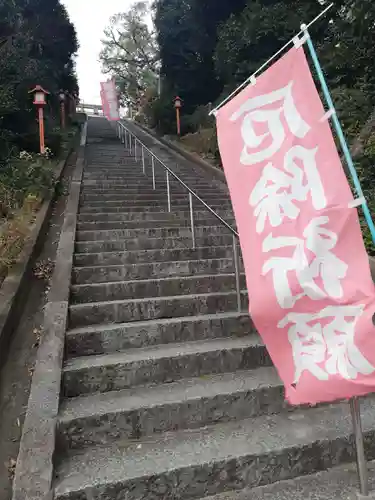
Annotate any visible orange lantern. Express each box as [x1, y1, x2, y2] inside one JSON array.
[[29, 85, 49, 154]]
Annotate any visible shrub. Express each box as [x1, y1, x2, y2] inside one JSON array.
[[0, 151, 55, 213]]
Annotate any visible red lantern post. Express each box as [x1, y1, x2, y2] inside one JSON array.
[[174, 96, 182, 136], [29, 85, 49, 154]]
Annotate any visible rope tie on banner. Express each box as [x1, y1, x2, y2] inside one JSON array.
[[209, 2, 334, 116], [348, 197, 366, 209], [320, 108, 336, 122]]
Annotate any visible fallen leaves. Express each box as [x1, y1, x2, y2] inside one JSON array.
[[33, 258, 54, 280], [7, 458, 16, 479], [32, 327, 42, 348]]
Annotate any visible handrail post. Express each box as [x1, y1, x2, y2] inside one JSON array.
[[152, 156, 156, 190], [135, 140, 137, 161], [129, 133, 132, 155], [232, 234, 242, 312], [121, 127, 124, 144], [166, 171, 171, 212], [142, 146, 145, 174], [189, 193, 196, 249]]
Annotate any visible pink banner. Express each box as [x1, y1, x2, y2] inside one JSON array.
[[216, 46, 375, 405], [100, 90, 109, 118], [100, 80, 120, 121]]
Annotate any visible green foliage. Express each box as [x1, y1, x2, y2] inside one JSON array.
[[154, 0, 246, 112], [0, 0, 78, 165], [142, 90, 176, 134], [0, 152, 55, 214], [215, 0, 324, 88]]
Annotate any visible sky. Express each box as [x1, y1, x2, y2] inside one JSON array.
[[62, 0, 134, 105]]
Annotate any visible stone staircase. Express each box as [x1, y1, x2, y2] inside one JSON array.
[[53, 117, 375, 500]]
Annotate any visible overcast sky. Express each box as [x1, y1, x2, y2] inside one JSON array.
[[62, 0, 135, 105]]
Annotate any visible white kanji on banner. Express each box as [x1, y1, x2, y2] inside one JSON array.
[[230, 82, 311, 166], [250, 145, 327, 233], [279, 305, 374, 382], [262, 216, 348, 309]]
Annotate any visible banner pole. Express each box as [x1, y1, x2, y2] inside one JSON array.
[[350, 397, 370, 498], [301, 23, 375, 246], [301, 24, 373, 498]]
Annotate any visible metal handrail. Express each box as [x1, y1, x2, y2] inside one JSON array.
[[117, 121, 239, 238], [116, 120, 242, 311]]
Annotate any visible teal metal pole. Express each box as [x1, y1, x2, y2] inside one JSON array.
[[301, 25, 373, 500], [301, 24, 375, 245]]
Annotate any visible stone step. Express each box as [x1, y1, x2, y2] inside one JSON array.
[[53, 398, 375, 500], [76, 218, 236, 231], [73, 245, 234, 267], [77, 209, 234, 223], [62, 336, 268, 397], [200, 462, 375, 500], [83, 176, 220, 184], [71, 273, 246, 304], [78, 198, 232, 209], [81, 181, 226, 189], [68, 290, 248, 328], [65, 312, 254, 357], [78, 204, 232, 214], [75, 234, 233, 253], [72, 257, 240, 284], [80, 192, 229, 202], [57, 367, 283, 451], [82, 182, 226, 192], [75, 225, 234, 242], [81, 184, 227, 193]]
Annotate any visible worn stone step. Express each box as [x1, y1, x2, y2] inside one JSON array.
[[76, 218, 236, 231], [62, 336, 268, 397], [81, 185, 227, 195], [54, 398, 375, 500], [82, 173, 221, 181], [82, 183, 226, 192], [81, 181, 225, 189], [74, 245, 234, 267], [200, 462, 375, 500], [57, 367, 283, 451], [78, 200, 233, 211], [72, 258, 241, 284], [80, 192, 229, 203], [79, 195, 230, 206], [75, 234, 233, 253], [79, 199, 232, 210], [78, 204, 231, 214], [65, 312, 254, 357], [79, 205, 170, 214], [69, 290, 248, 328], [77, 209, 234, 223], [71, 273, 246, 304], [75, 225, 234, 242]]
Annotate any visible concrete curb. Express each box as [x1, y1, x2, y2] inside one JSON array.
[[11, 126, 86, 500], [129, 120, 226, 181], [0, 151, 71, 369]]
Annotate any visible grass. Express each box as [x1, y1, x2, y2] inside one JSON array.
[[0, 203, 38, 283]]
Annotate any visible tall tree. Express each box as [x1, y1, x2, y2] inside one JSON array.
[[100, 1, 159, 109], [0, 0, 78, 159], [214, 0, 326, 90], [154, 0, 247, 112]]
